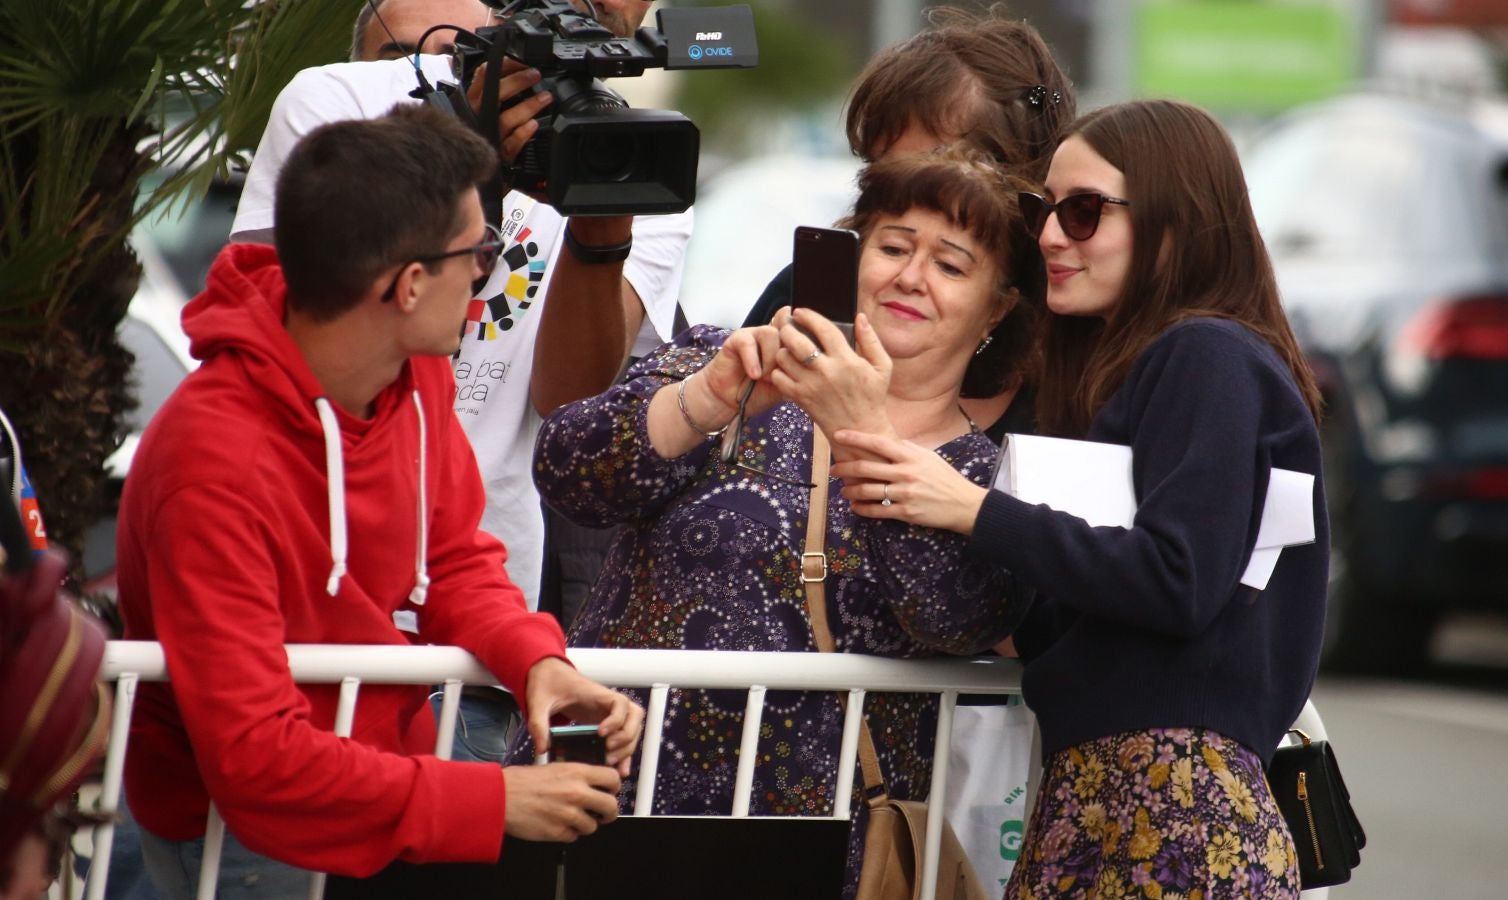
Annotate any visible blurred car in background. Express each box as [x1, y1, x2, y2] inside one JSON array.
[[1244, 93, 1508, 671]]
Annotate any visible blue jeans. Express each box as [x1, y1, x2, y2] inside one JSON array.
[[433, 687, 521, 763], [137, 824, 310, 900]]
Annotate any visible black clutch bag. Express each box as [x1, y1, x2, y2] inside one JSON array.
[[1267, 728, 1367, 888]]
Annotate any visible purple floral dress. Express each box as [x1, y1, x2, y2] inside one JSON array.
[[531, 327, 1024, 890]]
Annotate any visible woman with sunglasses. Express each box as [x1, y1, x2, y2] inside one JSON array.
[[528, 146, 1042, 891], [831, 100, 1328, 898]]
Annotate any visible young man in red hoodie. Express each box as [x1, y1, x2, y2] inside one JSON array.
[[116, 103, 643, 896]]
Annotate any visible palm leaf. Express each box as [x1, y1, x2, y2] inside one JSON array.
[[0, 0, 352, 580]]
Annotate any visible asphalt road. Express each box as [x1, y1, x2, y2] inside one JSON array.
[[1310, 614, 1508, 899]]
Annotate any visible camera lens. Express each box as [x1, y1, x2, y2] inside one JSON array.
[[576, 132, 638, 183]]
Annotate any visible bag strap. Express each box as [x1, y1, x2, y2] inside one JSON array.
[[802, 427, 890, 805]]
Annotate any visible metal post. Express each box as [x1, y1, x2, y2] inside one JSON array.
[[832, 689, 866, 820], [730, 686, 767, 817], [632, 683, 671, 816], [434, 678, 463, 759], [84, 674, 137, 900], [307, 677, 362, 900], [196, 807, 226, 900], [917, 689, 958, 900]]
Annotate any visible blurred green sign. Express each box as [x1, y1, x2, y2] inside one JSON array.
[[1135, 1, 1358, 111]]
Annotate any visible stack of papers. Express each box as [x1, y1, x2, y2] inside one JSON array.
[[991, 433, 1315, 590]]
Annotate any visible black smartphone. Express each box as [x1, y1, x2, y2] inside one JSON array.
[[790, 225, 861, 346], [548, 724, 607, 765]]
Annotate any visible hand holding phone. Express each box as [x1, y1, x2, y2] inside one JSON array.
[[548, 723, 608, 766]]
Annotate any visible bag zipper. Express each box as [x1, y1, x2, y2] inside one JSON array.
[[1297, 770, 1324, 871], [35, 681, 110, 804], [0, 612, 82, 794]]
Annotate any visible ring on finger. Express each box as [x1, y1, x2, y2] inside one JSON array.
[[881, 483, 893, 507], [801, 349, 822, 367]]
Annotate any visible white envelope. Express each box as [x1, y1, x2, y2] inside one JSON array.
[[991, 434, 1315, 590]]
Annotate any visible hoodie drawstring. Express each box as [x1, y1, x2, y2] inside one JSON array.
[[314, 397, 348, 596], [408, 391, 430, 606], [314, 393, 431, 606]]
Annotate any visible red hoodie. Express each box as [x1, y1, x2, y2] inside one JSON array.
[[119, 243, 567, 875]]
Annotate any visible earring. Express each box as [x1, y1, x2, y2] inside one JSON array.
[[974, 335, 994, 357]]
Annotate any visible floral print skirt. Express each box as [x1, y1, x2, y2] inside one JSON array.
[[1005, 728, 1300, 900]]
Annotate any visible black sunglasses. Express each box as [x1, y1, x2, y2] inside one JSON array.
[[1018, 191, 1130, 242]]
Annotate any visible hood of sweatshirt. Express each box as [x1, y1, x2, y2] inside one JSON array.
[[181, 242, 432, 604]]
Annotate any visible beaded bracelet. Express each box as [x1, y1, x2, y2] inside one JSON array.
[[676, 374, 729, 439]]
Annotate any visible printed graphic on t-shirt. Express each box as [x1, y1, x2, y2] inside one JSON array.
[[464, 224, 545, 341], [454, 355, 512, 407]]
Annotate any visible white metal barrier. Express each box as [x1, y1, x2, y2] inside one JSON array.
[[82, 642, 1330, 900], [85, 643, 1022, 900]]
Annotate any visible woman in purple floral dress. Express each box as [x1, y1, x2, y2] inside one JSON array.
[[530, 147, 1044, 890]]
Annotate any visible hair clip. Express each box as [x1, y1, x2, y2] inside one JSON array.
[[1025, 84, 1062, 110]]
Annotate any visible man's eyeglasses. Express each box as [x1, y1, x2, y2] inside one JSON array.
[[1018, 191, 1130, 242], [718, 381, 817, 489], [383, 225, 504, 301], [415, 223, 505, 277]]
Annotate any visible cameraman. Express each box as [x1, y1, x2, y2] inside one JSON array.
[[352, 0, 495, 60], [231, 0, 691, 621]]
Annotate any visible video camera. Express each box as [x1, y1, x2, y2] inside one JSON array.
[[437, 0, 757, 217]]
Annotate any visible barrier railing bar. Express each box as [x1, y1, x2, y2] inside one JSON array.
[[197, 807, 225, 900], [434, 679, 463, 760], [918, 690, 958, 900], [99, 644, 1025, 695], [90, 645, 1022, 899], [730, 686, 767, 818], [632, 683, 670, 816], [83, 674, 137, 900], [333, 676, 361, 738], [304, 678, 363, 900], [1293, 698, 1327, 742], [832, 689, 865, 821]]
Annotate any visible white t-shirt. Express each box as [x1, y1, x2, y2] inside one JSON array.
[[232, 57, 693, 608]]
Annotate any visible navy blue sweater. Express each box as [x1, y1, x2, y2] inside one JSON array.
[[969, 318, 1328, 766]]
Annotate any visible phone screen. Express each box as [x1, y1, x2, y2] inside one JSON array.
[[548, 724, 607, 765], [790, 226, 860, 344]]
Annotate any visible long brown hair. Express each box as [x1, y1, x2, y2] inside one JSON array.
[[1036, 100, 1323, 436], [844, 4, 1075, 180]]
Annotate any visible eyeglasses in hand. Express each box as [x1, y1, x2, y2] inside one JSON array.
[[718, 381, 817, 489]]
